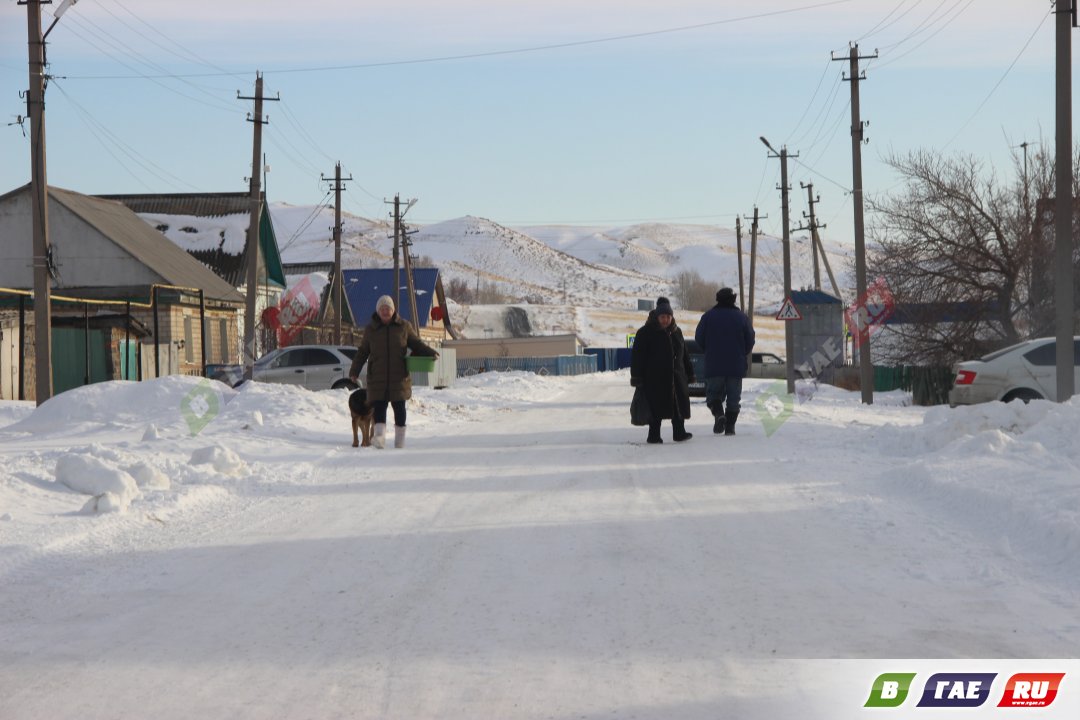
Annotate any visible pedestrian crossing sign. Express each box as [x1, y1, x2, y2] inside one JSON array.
[[775, 297, 802, 321]]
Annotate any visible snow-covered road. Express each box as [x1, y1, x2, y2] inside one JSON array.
[[2, 373, 1079, 719]]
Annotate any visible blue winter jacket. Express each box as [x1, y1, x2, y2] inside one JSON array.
[[694, 303, 756, 378]]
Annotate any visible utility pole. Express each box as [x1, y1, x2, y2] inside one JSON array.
[[1055, 1, 1076, 402], [798, 183, 823, 291], [321, 162, 352, 344], [734, 216, 745, 312], [24, 0, 53, 405], [401, 220, 420, 329], [834, 42, 878, 405], [761, 137, 798, 395], [385, 194, 417, 315], [239, 73, 278, 379], [745, 206, 765, 324]]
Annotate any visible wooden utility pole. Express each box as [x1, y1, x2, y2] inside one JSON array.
[[401, 222, 420, 329], [745, 206, 765, 324], [761, 137, 798, 394], [322, 162, 352, 344], [834, 43, 877, 405], [392, 195, 401, 310], [799, 183, 822, 291], [239, 73, 278, 379], [734, 216, 745, 312], [1054, 1, 1076, 401], [25, 0, 53, 404]]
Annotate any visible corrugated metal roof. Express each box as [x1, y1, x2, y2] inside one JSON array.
[[47, 186, 244, 303], [98, 192, 254, 217], [343, 268, 440, 327]]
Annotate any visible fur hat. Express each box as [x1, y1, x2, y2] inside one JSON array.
[[376, 295, 395, 312], [716, 287, 737, 305], [654, 296, 674, 316]]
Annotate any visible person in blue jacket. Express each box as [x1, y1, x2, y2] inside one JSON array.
[[694, 287, 755, 435]]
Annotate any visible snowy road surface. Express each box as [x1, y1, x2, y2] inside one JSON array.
[[2, 372, 1079, 719]]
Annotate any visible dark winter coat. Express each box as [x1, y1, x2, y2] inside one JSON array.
[[630, 314, 693, 421], [694, 301, 756, 378], [349, 312, 437, 403]]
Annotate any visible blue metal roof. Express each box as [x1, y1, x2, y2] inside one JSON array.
[[342, 268, 440, 327]]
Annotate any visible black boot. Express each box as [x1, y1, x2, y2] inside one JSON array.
[[724, 409, 739, 436], [708, 399, 726, 434], [647, 420, 663, 444], [673, 418, 693, 442]]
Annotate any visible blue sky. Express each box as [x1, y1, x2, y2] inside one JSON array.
[[0, 0, 1069, 252]]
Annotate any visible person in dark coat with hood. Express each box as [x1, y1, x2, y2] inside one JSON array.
[[348, 295, 438, 449], [695, 287, 755, 435], [630, 297, 694, 444]]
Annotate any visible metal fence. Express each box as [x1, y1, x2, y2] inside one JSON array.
[[457, 355, 598, 377]]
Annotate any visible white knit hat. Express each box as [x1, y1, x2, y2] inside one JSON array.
[[376, 295, 395, 312]]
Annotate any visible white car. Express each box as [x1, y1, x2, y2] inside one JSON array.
[[249, 345, 362, 391], [949, 336, 1080, 406]]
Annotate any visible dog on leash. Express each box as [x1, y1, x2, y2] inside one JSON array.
[[349, 388, 375, 447]]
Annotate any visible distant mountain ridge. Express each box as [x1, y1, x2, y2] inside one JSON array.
[[267, 203, 854, 312]]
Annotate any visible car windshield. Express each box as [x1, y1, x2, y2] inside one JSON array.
[[254, 349, 284, 367], [338, 348, 358, 360]]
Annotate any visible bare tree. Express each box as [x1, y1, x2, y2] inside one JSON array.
[[867, 142, 1079, 365], [672, 270, 718, 311]]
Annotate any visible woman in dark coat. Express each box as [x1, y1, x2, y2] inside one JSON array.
[[348, 295, 438, 448], [630, 297, 694, 444]]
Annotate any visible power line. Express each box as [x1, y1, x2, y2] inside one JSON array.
[[62, 0, 857, 80]]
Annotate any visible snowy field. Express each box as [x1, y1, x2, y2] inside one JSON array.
[[2, 373, 1079, 719]]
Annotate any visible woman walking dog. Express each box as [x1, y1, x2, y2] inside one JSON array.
[[349, 295, 438, 448]]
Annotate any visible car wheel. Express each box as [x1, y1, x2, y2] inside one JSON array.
[[1002, 388, 1042, 403], [332, 379, 359, 391]]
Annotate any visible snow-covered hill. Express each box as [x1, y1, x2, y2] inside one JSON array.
[[266, 204, 855, 313]]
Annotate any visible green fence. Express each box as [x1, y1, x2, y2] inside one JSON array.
[[874, 365, 953, 406]]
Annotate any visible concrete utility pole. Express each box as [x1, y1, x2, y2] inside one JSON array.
[[735, 216, 745, 312], [834, 42, 878, 405], [239, 73, 278, 379], [322, 162, 352, 344], [761, 136, 798, 395], [1054, 1, 1076, 402], [25, 0, 53, 405]]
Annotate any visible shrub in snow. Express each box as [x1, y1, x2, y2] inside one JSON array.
[[55, 455, 140, 513]]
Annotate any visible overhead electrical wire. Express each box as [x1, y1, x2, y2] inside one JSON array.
[[63, 0, 857, 80]]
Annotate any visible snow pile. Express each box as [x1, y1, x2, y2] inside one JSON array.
[[55, 451, 140, 514]]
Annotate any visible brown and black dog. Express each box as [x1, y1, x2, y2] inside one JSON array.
[[349, 388, 375, 447]]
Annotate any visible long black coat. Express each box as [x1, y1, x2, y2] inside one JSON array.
[[349, 312, 437, 402], [630, 314, 693, 421]]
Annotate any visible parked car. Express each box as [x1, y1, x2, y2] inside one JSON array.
[[243, 345, 362, 391], [749, 352, 787, 379], [682, 342, 786, 396], [949, 336, 1080, 406]]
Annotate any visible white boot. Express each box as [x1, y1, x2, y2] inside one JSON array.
[[372, 423, 386, 449], [394, 426, 406, 448]]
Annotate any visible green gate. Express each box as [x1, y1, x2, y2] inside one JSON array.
[[52, 328, 108, 395]]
